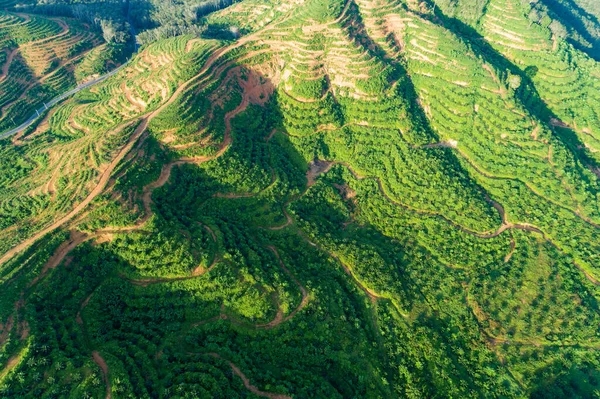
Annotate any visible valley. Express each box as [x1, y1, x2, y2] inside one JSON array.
[[1, 0, 600, 397]]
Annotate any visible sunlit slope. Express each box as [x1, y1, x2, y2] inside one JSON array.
[[0, 12, 103, 132], [1, 0, 600, 398], [352, 0, 600, 280], [206, 0, 307, 32], [480, 0, 600, 152], [0, 36, 216, 258]]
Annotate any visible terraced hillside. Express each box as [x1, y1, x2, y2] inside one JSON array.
[[0, 11, 104, 133], [1, 0, 600, 397]]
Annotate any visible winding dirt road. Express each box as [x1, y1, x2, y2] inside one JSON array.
[[3, 49, 272, 332], [121, 261, 217, 286], [266, 207, 293, 231], [189, 246, 308, 330], [298, 229, 409, 318], [0, 118, 143, 265], [132, 79, 250, 230], [0, 37, 255, 266], [92, 351, 111, 399], [208, 353, 292, 399], [419, 141, 600, 230], [327, 160, 549, 240], [256, 247, 309, 328], [0, 352, 23, 381], [0, 14, 69, 82], [0, 49, 17, 79], [76, 291, 94, 325], [0, 1, 348, 265], [330, 160, 600, 285], [28, 230, 90, 287], [17, 57, 266, 292], [413, 145, 600, 283], [319, 160, 510, 237]]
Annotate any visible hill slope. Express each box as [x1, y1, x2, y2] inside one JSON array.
[[0, 11, 105, 132], [1, 0, 600, 397]]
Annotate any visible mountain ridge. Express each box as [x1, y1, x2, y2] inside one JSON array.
[[1, 0, 600, 397]]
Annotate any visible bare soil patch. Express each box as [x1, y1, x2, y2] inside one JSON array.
[[306, 159, 333, 187]]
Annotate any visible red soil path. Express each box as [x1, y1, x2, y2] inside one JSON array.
[[92, 351, 111, 399], [28, 230, 90, 286], [256, 246, 309, 328], [0, 49, 17, 79], [0, 25, 274, 265], [208, 353, 292, 399], [191, 247, 309, 330]]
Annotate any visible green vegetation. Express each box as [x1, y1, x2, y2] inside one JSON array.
[[2, 0, 600, 397], [0, 12, 104, 132]]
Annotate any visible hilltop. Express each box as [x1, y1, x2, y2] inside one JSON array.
[[1, 0, 600, 397]]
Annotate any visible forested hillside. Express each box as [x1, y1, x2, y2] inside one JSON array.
[[2, 0, 600, 397]]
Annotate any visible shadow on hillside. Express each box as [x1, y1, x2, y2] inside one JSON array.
[[541, 0, 600, 62], [0, 53, 53, 132], [341, 0, 435, 144], [336, 1, 504, 222], [418, 1, 600, 176], [147, 66, 307, 225]]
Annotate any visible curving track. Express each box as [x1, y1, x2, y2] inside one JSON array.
[[0, 62, 128, 140]]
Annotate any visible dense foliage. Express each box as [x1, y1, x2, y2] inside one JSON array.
[[2, 0, 600, 398]]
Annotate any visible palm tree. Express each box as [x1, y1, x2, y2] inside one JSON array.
[[0, 383, 10, 395]]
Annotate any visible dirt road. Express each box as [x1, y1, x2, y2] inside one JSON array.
[[208, 353, 292, 399], [92, 351, 111, 399]]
